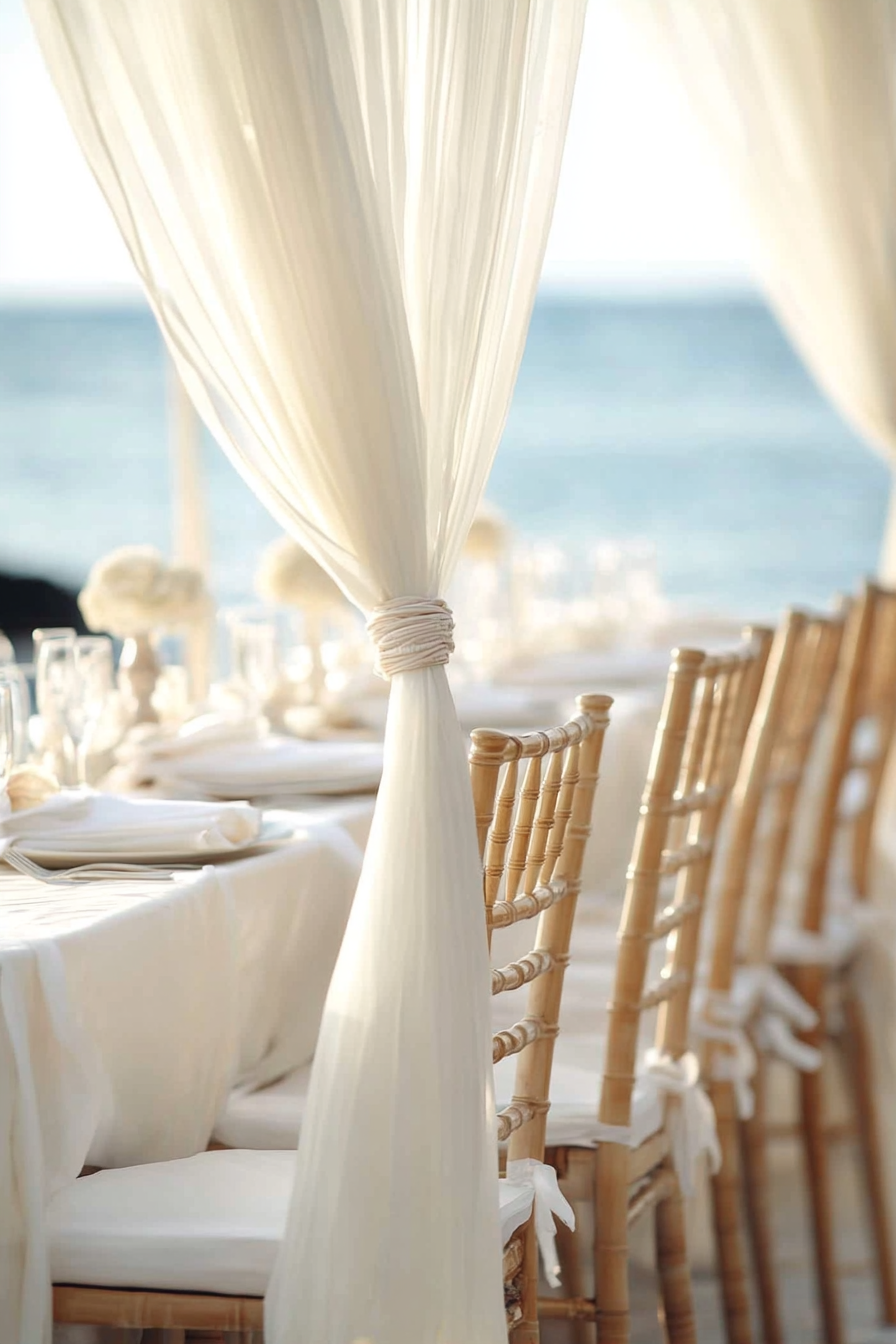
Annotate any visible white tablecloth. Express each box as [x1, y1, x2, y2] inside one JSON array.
[[0, 796, 374, 1344]]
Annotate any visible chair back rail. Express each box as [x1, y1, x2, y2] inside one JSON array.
[[804, 581, 896, 930], [711, 609, 845, 974], [470, 693, 613, 1162], [599, 635, 770, 1135]]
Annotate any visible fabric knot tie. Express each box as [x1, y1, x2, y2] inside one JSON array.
[[691, 990, 758, 1120], [505, 1158, 575, 1289], [367, 597, 455, 679], [643, 1048, 721, 1196]]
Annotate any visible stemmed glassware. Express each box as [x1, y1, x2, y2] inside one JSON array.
[[0, 685, 13, 800], [35, 629, 77, 779], [227, 611, 280, 716], [35, 629, 115, 785], [0, 664, 31, 765], [71, 637, 115, 784]]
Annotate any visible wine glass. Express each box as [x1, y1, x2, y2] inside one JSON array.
[[71, 636, 115, 784], [228, 612, 280, 716], [0, 685, 13, 799], [36, 632, 77, 779], [0, 665, 31, 764]]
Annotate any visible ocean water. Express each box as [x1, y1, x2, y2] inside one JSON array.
[[0, 294, 888, 621]]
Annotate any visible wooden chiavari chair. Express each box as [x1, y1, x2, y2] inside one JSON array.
[[696, 609, 844, 1344], [766, 581, 896, 1344], [48, 696, 613, 1343], [471, 693, 614, 1340], [532, 637, 769, 1344]]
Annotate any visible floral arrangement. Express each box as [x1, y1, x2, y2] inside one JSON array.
[[256, 535, 344, 611], [79, 546, 213, 638], [464, 501, 509, 563]]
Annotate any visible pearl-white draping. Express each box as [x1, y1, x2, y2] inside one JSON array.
[[628, 0, 896, 576], [25, 3, 586, 1340]]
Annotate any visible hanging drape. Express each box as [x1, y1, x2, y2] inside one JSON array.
[[25, 2, 586, 1341], [627, 0, 896, 576]]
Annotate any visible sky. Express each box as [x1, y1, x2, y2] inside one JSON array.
[[0, 0, 754, 296]]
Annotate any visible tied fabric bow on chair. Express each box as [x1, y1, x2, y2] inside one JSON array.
[[691, 992, 758, 1121], [504, 1158, 576, 1289], [695, 967, 822, 1092], [643, 1049, 722, 1196]]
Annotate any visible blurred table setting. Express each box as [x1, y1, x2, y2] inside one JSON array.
[[0, 520, 745, 1341]]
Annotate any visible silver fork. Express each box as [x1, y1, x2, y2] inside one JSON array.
[[3, 847, 202, 885]]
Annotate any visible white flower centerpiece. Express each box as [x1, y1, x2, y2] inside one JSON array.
[[463, 499, 510, 564], [79, 546, 213, 724], [256, 535, 347, 704]]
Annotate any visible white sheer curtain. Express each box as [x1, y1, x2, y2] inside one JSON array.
[[627, 0, 896, 575], [26, 3, 586, 1341]]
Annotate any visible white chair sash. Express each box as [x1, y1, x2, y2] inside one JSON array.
[[642, 1049, 721, 1197], [504, 1157, 576, 1290]]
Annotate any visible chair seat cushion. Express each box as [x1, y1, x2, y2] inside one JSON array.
[[50, 1149, 293, 1297], [50, 1149, 534, 1297]]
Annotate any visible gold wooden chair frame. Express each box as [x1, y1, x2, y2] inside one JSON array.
[[771, 582, 896, 1344], [536, 638, 769, 1344], [698, 608, 843, 1344], [471, 692, 614, 1340]]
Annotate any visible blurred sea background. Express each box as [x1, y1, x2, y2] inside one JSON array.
[[0, 292, 887, 622]]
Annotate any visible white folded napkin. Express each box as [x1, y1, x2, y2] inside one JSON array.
[[118, 713, 267, 764], [0, 791, 261, 857], [113, 712, 382, 799], [167, 738, 384, 799]]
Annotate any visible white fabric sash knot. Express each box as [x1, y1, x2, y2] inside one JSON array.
[[748, 966, 822, 1072], [504, 1158, 575, 1289], [691, 993, 757, 1121], [771, 902, 887, 969], [643, 1049, 721, 1196], [694, 967, 822, 1099], [367, 597, 455, 679]]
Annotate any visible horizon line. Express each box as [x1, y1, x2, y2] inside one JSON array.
[[0, 276, 760, 308]]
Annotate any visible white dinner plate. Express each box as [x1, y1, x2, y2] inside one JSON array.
[[13, 818, 296, 869]]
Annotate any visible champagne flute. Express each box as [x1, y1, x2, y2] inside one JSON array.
[[36, 635, 78, 783], [228, 613, 280, 716], [71, 636, 115, 784], [0, 665, 31, 764], [0, 685, 14, 799]]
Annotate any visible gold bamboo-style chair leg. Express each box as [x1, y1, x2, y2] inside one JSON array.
[[799, 1060, 845, 1344], [554, 1215, 594, 1344], [515, 1217, 541, 1343], [707, 1077, 754, 1344], [738, 1056, 784, 1344], [654, 1164, 699, 1344], [594, 1141, 630, 1344], [841, 985, 896, 1324], [791, 966, 844, 1344]]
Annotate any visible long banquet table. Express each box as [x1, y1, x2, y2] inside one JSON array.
[[0, 797, 375, 1344]]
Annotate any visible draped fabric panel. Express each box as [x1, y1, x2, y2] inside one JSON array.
[[627, 0, 896, 573], [26, 3, 586, 1341]]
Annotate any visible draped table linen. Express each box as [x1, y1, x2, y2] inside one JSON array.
[[0, 799, 371, 1344]]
